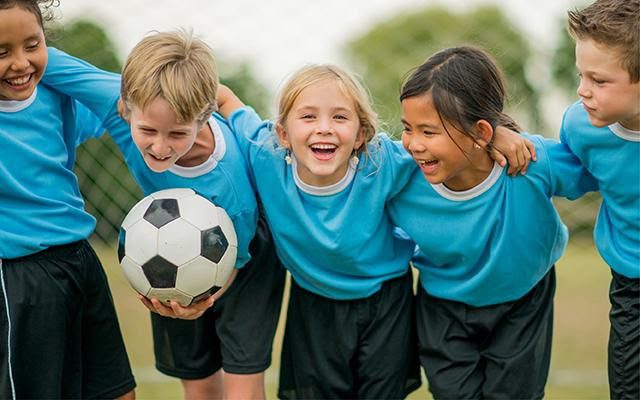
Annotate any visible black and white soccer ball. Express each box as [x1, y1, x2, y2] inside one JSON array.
[[118, 188, 237, 306]]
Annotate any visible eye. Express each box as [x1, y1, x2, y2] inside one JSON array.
[[170, 131, 189, 138], [25, 41, 40, 51], [0, 49, 7, 58], [593, 78, 606, 86], [301, 114, 315, 120], [139, 127, 156, 135], [334, 114, 348, 120]]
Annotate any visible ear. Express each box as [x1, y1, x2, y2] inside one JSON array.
[[474, 120, 494, 149], [354, 127, 366, 151], [275, 122, 290, 148], [117, 98, 130, 122]]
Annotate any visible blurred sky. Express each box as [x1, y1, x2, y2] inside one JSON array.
[[58, 0, 579, 90]]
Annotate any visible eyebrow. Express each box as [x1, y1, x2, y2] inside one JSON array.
[[401, 119, 439, 130]]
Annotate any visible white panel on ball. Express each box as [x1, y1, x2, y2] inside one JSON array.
[[214, 246, 237, 287], [176, 257, 218, 296], [157, 219, 201, 266], [147, 287, 193, 306], [125, 219, 159, 265], [150, 188, 195, 200], [120, 255, 152, 296], [177, 195, 221, 231]]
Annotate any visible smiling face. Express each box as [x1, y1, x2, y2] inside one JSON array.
[[401, 93, 493, 191], [129, 97, 199, 172], [0, 6, 47, 101], [576, 39, 640, 130], [277, 79, 364, 187]]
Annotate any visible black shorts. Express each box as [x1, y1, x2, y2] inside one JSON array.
[[0, 240, 135, 399], [279, 270, 421, 400], [151, 214, 286, 378], [416, 267, 555, 400], [608, 269, 640, 400]]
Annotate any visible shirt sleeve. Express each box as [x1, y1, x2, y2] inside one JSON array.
[[44, 47, 134, 155], [539, 136, 599, 199], [227, 106, 275, 164]]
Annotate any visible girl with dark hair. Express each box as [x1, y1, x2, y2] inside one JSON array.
[[389, 46, 599, 399], [0, 1, 135, 398]]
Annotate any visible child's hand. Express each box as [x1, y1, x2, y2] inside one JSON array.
[[490, 126, 537, 175], [139, 294, 214, 320]]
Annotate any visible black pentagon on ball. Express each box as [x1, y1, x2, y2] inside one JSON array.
[[117, 228, 126, 263], [144, 198, 180, 228], [201, 226, 228, 263], [142, 255, 178, 288]]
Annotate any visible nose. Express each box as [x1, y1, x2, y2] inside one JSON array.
[[315, 118, 333, 135], [404, 133, 425, 154], [10, 51, 30, 72], [576, 77, 590, 99], [150, 136, 170, 156]]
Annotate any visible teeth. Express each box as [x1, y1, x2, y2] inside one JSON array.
[[310, 143, 337, 150], [6, 75, 30, 85]]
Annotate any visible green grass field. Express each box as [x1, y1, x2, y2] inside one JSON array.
[[96, 239, 611, 399]]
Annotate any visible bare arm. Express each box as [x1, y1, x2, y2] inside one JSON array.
[[217, 84, 245, 119], [490, 126, 537, 175]]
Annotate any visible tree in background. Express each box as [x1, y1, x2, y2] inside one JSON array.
[[551, 23, 579, 98], [346, 6, 541, 137], [47, 19, 271, 243]]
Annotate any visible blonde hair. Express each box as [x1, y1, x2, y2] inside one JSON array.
[[276, 64, 378, 151], [568, 0, 640, 82], [120, 30, 219, 125]]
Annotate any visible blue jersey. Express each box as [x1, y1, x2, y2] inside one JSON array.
[[560, 102, 640, 279], [228, 106, 416, 300], [389, 135, 598, 306], [0, 86, 104, 258], [43, 47, 258, 269]]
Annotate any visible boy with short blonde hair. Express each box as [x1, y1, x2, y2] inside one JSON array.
[[42, 30, 285, 400], [560, 1, 639, 398], [119, 30, 218, 125]]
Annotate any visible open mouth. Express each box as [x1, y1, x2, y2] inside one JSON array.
[[4, 74, 32, 88], [148, 153, 172, 161], [416, 158, 439, 173], [310, 143, 337, 160]]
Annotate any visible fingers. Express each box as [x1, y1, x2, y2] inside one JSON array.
[[140, 295, 215, 320]]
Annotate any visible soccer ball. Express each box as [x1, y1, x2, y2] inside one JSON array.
[[117, 188, 237, 306]]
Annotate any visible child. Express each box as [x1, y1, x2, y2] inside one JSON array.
[[0, 0, 135, 398], [42, 32, 285, 399], [388, 46, 599, 399], [216, 62, 534, 398], [563, 1, 639, 397]]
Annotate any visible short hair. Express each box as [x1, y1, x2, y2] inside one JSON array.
[[567, 0, 640, 82], [120, 30, 218, 125], [276, 64, 378, 149], [0, 0, 58, 28]]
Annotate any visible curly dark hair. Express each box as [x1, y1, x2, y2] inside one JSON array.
[[0, 0, 59, 28]]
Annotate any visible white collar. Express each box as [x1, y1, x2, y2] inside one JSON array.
[[169, 116, 226, 177], [0, 88, 38, 112], [431, 162, 504, 201], [609, 122, 640, 142], [291, 156, 358, 196]]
